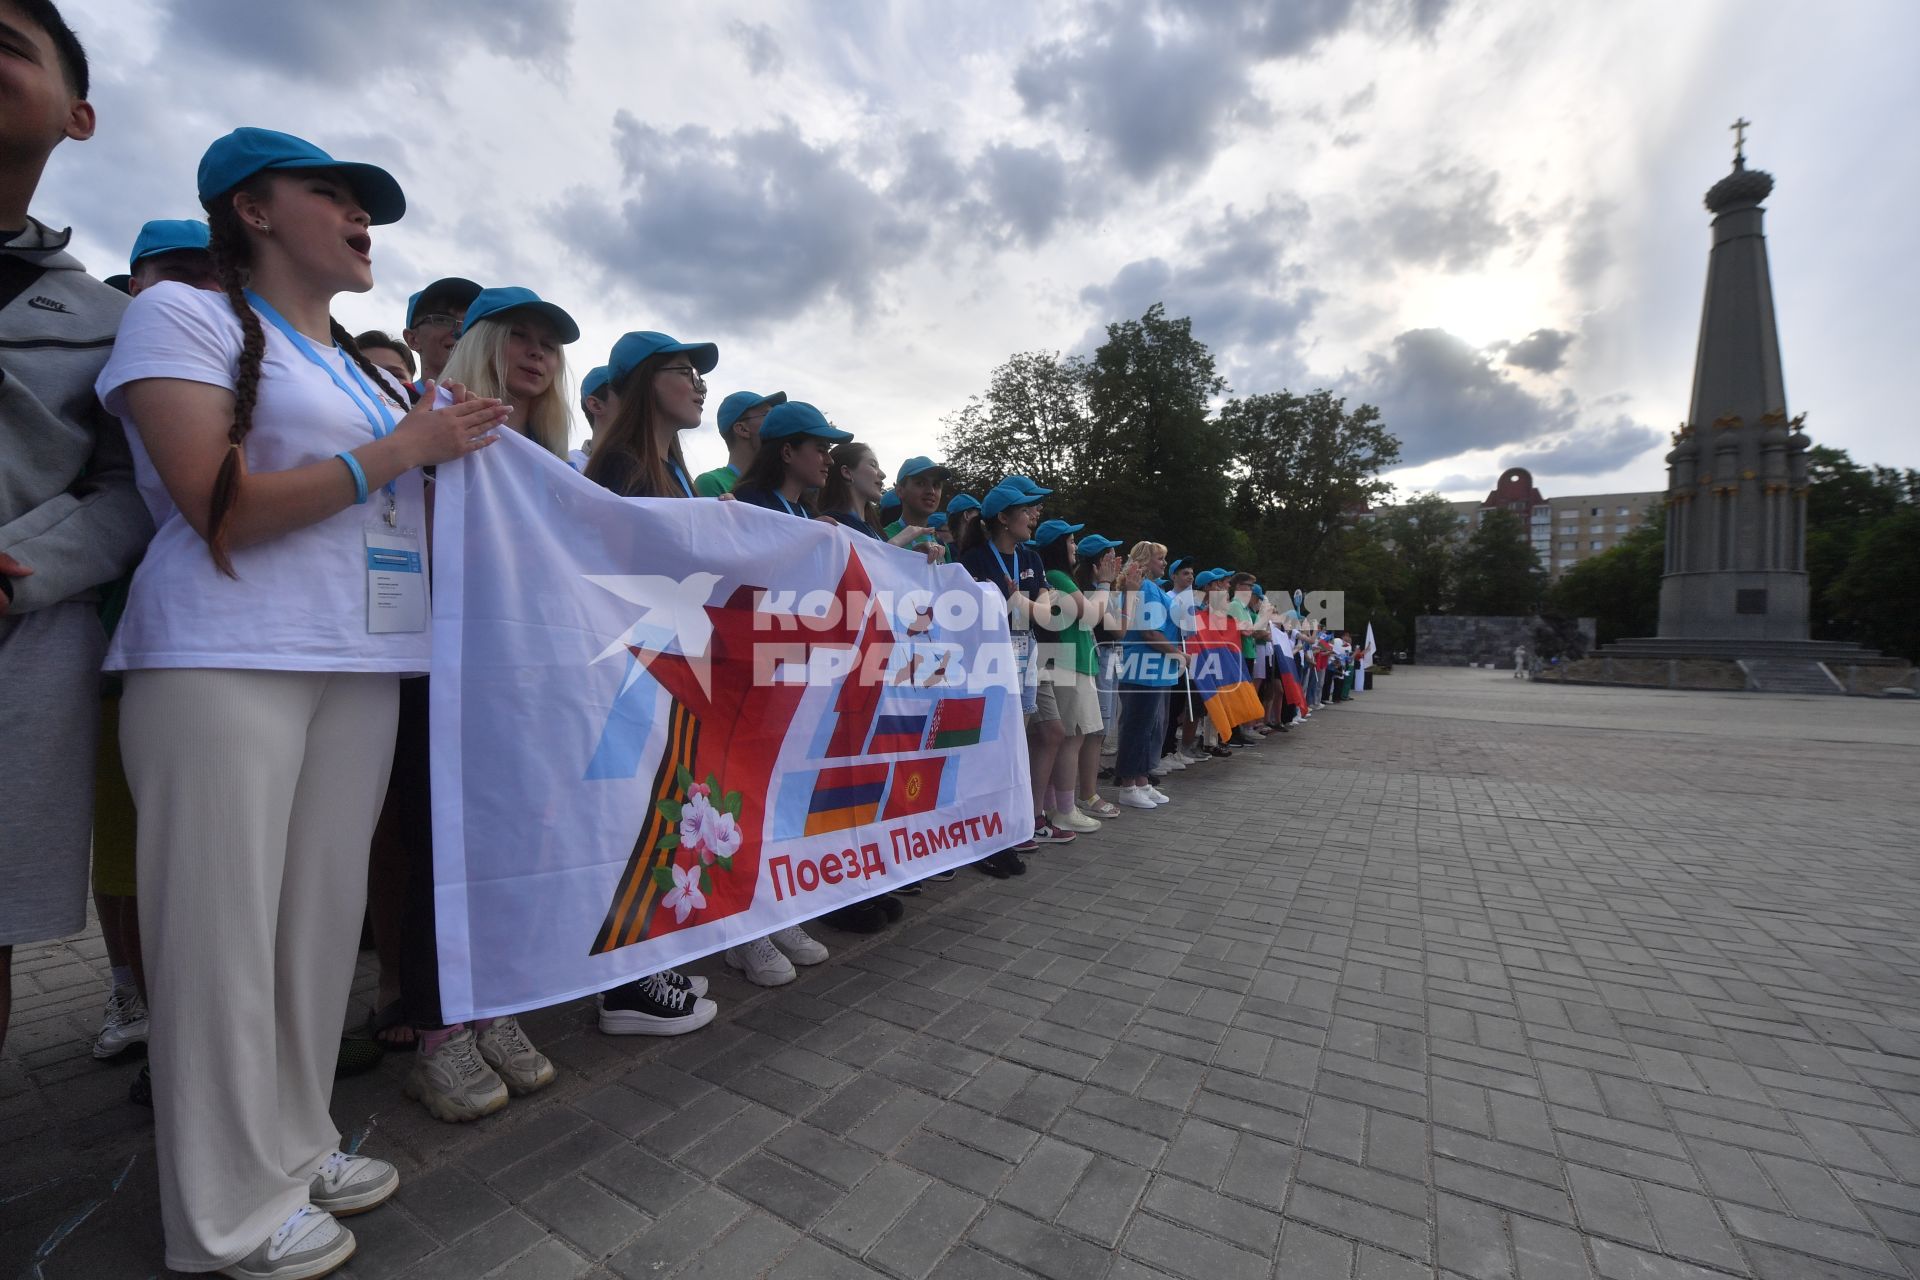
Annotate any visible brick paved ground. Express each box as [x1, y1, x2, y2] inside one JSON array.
[[7, 668, 1920, 1279]]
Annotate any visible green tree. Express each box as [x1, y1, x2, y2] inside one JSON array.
[[1805, 446, 1920, 642], [1220, 390, 1401, 588], [1829, 506, 1920, 661], [938, 350, 1092, 502], [1374, 493, 1459, 648], [1548, 505, 1665, 645], [1078, 304, 1235, 562], [1451, 508, 1545, 615]]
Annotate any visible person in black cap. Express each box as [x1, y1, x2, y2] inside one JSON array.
[[401, 275, 481, 388]]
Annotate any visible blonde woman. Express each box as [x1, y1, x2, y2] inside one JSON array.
[[1113, 541, 1182, 809], [439, 286, 576, 457]]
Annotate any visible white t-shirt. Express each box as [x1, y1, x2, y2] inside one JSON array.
[[96, 282, 430, 674]]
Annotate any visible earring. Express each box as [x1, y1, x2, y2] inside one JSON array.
[[256, 222, 270, 232]]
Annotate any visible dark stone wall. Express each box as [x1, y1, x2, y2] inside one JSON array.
[[1415, 616, 1597, 667]]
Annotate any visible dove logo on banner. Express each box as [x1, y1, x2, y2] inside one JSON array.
[[429, 431, 1032, 1020]]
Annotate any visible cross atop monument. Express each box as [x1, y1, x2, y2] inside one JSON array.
[[1731, 116, 1751, 164]]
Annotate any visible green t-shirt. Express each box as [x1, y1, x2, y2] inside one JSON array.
[[1043, 570, 1097, 676], [884, 517, 940, 551], [1227, 599, 1257, 661], [693, 464, 739, 497]]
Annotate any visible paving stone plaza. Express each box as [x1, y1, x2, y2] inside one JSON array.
[[6, 668, 1920, 1279]]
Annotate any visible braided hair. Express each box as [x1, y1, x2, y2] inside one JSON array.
[[202, 180, 411, 576]]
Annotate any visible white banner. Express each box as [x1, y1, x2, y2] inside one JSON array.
[[430, 431, 1032, 1020]]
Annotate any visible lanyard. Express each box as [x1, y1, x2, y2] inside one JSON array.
[[246, 290, 401, 513], [990, 542, 1021, 590], [774, 492, 803, 517], [668, 458, 695, 498]]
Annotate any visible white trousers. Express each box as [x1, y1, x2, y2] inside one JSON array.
[[121, 668, 399, 1272]]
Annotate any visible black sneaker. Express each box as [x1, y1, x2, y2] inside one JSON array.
[[824, 901, 891, 933], [1097, 766, 1115, 780], [129, 1061, 152, 1108], [878, 894, 906, 922], [1006, 849, 1028, 876], [928, 869, 957, 883], [598, 973, 718, 1036], [659, 967, 710, 997], [892, 880, 924, 896], [1147, 771, 1166, 784], [976, 854, 1012, 879]]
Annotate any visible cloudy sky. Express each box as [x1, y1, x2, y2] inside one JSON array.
[[44, 0, 1919, 500]]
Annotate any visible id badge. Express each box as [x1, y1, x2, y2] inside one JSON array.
[[365, 526, 427, 634], [1010, 629, 1035, 686]]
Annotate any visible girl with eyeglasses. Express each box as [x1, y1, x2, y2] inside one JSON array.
[[577, 331, 727, 1035], [583, 331, 709, 499]]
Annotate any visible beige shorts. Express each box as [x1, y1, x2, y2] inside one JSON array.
[[1040, 670, 1104, 736]]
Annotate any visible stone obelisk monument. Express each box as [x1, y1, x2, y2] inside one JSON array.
[[1657, 120, 1812, 640]]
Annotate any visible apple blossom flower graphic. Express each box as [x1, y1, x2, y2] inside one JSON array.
[[660, 863, 707, 924]]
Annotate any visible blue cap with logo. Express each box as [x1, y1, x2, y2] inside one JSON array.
[[759, 401, 853, 444], [580, 365, 611, 412], [1194, 568, 1225, 588], [879, 489, 901, 517], [461, 286, 579, 343], [981, 478, 1050, 519], [128, 219, 210, 271], [1032, 519, 1085, 547], [946, 493, 980, 516], [1076, 533, 1123, 559], [896, 455, 947, 484], [927, 511, 949, 529], [1004, 474, 1049, 498], [607, 330, 719, 388], [197, 127, 406, 225], [406, 277, 483, 329], [717, 390, 787, 434]]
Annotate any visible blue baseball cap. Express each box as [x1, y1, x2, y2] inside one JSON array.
[[608, 330, 719, 388], [946, 494, 980, 516], [1004, 475, 1049, 498], [580, 365, 611, 411], [1252, 585, 1266, 598], [759, 401, 853, 444], [128, 219, 209, 270], [462, 286, 579, 343], [717, 390, 787, 434], [927, 511, 949, 529], [197, 127, 406, 225], [896, 455, 947, 484], [1032, 519, 1085, 547], [1168, 557, 1191, 576], [1077, 534, 1123, 559], [406, 277, 482, 329], [981, 480, 1046, 519]]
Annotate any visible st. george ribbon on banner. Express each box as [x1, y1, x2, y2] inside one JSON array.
[[428, 430, 1032, 1021]]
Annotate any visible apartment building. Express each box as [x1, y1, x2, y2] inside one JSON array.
[[1432, 468, 1661, 577]]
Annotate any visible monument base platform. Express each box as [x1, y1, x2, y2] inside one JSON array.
[[1546, 638, 1913, 696]]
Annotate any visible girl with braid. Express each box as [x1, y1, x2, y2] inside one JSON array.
[[95, 128, 507, 1280]]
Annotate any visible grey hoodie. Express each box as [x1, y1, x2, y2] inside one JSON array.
[[1, 218, 151, 613]]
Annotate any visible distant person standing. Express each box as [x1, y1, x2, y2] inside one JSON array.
[[1513, 643, 1529, 679]]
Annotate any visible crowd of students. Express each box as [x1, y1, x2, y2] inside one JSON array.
[[0, 5, 1365, 1277]]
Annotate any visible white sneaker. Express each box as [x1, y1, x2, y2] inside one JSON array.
[[726, 936, 797, 987], [475, 1016, 556, 1096], [1049, 808, 1101, 833], [92, 984, 149, 1060], [405, 1026, 509, 1123], [1179, 749, 1209, 764], [1147, 786, 1172, 804], [1114, 786, 1157, 810], [220, 1205, 352, 1279], [1157, 753, 1188, 771], [308, 1150, 399, 1216], [770, 925, 829, 966]]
